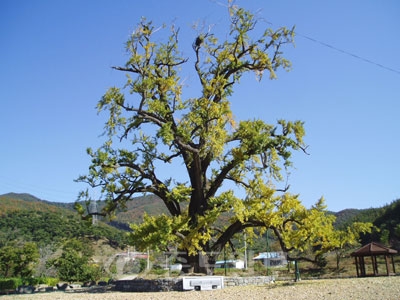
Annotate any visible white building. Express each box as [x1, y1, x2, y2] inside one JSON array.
[[214, 259, 245, 269], [253, 252, 287, 267]]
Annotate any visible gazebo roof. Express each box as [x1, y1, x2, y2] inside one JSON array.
[[351, 242, 398, 257]]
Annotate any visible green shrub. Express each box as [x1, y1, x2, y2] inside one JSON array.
[[149, 265, 168, 276], [44, 277, 59, 287], [18, 276, 59, 287], [170, 270, 180, 276], [138, 259, 147, 273], [47, 239, 101, 282], [22, 277, 41, 286], [0, 278, 22, 291]]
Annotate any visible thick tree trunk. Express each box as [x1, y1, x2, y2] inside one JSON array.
[[178, 250, 216, 275]]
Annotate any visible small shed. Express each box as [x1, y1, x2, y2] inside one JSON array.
[[351, 242, 397, 277]]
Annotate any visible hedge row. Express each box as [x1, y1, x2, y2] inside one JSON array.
[[0, 277, 59, 292], [0, 278, 23, 291]]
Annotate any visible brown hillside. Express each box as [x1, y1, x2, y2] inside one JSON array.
[[114, 194, 169, 224], [0, 193, 73, 216]]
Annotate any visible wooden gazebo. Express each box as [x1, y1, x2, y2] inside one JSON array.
[[351, 242, 397, 277]]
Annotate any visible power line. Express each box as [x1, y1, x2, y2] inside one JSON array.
[[296, 32, 400, 76]]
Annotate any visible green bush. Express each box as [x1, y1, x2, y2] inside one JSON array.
[[138, 259, 147, 273], [18, 276, 59, 287], [44, 277, 59, 287], [0, 242, 39, 278], [47, 239, 101, 282], [149, 265, 168, 276], [0, 278, 22, 291], [22, 277, 41, 286]]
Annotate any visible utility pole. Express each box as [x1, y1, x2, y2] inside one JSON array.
[[266, 229, 270, 274], [294, 260, 301, 281], [224, 244, 227, 276], [147, 248, 150, 270], [244, 233, 248, 270]]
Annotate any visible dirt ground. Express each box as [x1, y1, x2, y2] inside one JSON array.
[[2, 276, 400, 300]]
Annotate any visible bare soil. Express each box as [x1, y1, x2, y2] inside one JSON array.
[[2, 276, 400, 300]]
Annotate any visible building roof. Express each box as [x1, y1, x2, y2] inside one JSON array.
[[215, 260, 243, 264], [253, 252, 286, 260], [351, 242, 398, 257]]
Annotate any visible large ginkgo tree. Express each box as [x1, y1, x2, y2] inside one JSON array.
[[76, 5, 351, 274]]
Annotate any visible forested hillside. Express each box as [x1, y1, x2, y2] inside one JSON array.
[[332, 198, 400, 249], [361, 199, 400, 248], [0, 193, 171, 249], [0, 193, 128, 248], [0, 193, 72, 214], [111, 194, 169, 224], [1, 193, 399, 250], [0, 192, 168, 225], [0, 210, 128, 248]]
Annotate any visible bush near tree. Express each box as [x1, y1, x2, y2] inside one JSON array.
[[46, 239, 101, 283], [0, 242, 39, 278]]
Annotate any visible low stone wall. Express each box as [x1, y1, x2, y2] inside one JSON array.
[[224, 276, 275, 287], [115, 276, 274, 292], [115, 278, 183, 292]]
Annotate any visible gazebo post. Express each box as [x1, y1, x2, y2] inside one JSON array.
[[354, 256, 360, 277], [371, 255, 375, 275], [385, 255, 390, 276], [373, 255, 379, 275], [391, 255, 396, 274], [360, 256, 366, 277]]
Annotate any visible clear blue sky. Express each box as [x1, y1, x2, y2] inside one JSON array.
[[1, 0, 399, 212]]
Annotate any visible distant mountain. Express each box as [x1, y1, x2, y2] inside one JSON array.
[[0, 192, 169, 248], [0, 192, 74, 216], [364, 199, 400, 249], [2, 192, 45, 202], [333, 208, 365, 229], [0, 193, 128, 247], [113, 194, 169, 224], [0, 192, 392, 227], [0, 192, 167, 225], [333, 199, 400, 250], [1, 192, 399, 250]]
